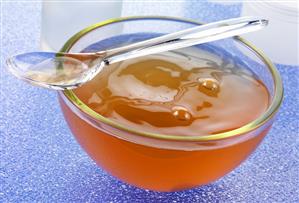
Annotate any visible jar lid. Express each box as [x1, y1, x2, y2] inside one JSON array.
[[264, 2, 299, 17], [246, 2, 298, 23]]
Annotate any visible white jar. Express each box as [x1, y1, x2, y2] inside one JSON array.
[[241, 1, 299, 65], [41, 0, 123, 51]]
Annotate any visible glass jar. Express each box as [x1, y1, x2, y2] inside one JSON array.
[[41, 0, 123, 51]]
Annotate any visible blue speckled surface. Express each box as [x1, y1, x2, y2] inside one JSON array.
[[1, 1, 298, 202]]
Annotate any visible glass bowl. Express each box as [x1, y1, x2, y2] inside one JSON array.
[[58, 16, 283, 192]]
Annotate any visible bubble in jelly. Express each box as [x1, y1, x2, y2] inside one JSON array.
[[197, 78, 220, 97], [197, 101, 212, 111], [171, 106, 192, 121]]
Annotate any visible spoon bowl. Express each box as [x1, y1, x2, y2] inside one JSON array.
[[6, 52, 105, 89]]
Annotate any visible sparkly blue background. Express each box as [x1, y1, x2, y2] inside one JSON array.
[[1, 1, 298, 202]]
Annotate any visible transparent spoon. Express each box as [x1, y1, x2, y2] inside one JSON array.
[[6, 16, 268, 90]]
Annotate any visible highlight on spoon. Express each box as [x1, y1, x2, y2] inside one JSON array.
[[6, 52, 95, 90]]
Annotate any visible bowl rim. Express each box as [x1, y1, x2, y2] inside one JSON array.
[[60, 16, 283, 142]]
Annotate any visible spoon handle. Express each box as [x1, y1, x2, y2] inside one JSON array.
[[105, 16, 268, 64]]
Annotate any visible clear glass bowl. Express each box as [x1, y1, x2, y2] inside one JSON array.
[[58, 16, 283, 192]]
